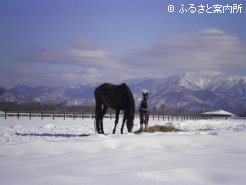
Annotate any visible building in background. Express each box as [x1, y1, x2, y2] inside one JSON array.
[[202, 110, 236, 119]]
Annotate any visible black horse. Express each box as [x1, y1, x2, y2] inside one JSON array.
[[94, 83, 135, 134]]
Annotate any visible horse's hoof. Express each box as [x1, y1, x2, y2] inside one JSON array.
[[98, 130, 104, 134]]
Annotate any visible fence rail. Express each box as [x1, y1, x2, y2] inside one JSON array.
[[1, 111, 245, 120]]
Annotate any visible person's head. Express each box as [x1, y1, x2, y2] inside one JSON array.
[[142, 89, 148, 100]]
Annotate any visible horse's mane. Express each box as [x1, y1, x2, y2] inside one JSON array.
[[122, 83, 135, 117]]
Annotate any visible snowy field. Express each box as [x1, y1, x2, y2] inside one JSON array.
[[1, 116, 246, 185]]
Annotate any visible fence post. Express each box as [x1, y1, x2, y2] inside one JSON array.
[[5, 111, 7, 119], [17, 112, 20, 119]]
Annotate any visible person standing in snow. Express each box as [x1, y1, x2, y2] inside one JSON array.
[[139, 89, 149, 132]]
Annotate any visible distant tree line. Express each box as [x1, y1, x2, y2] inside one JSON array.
[[0, 102, 95, 113], [1, 102, 242, 116], [0, 102, 201, 115], [149, 104, 202, 115]]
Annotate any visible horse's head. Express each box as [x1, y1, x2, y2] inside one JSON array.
[[126, 116, 134, 133]]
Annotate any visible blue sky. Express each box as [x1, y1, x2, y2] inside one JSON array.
[[0, 0, 245, 88]]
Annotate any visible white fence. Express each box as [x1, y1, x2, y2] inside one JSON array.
[[1, 111, 244, 120]]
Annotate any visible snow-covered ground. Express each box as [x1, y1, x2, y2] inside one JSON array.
[[1, 116, 246, 185]]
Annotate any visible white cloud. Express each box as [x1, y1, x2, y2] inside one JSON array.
[[11, 29, 246, 87], [121, 28, 246, 78], [16, 38, 122, 71], [16, 47, 66, 63], [69, 49, 109, 59], [69, 38, 98, 51], [13, 37, 128, 86]]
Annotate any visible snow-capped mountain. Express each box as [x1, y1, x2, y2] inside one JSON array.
[[126, 72, 246, 114], [0, 87, 27, 103], [0, 73, 245, 114], [178, 72, 246, 93], [2, 84, 95, 105]]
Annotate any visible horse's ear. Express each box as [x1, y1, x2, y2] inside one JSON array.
[[122, 83, 127, 87]]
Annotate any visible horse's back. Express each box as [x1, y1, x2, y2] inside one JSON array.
[[95, 83, 127, 94], [94, 83, 131, 109]]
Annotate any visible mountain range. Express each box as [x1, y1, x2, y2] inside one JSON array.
[[1, 72, 246, 115]]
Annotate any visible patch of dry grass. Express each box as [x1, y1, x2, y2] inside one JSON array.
[[134, 124, 183, 134]]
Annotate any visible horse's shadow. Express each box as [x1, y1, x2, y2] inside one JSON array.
[[15, 133, 90, 138]]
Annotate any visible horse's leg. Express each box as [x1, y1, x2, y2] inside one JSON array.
[[143, 115, 147, 132], [95, 113, 101, 133], [95, 104, 100, 133], [95, 98, 103, 134], [140, 113, 143, 132], [146, 114, 149, 131], [99, 119, 103, 134], [97, 111, 101, 133], [144, 115, 149, 132], [140, 123, 143, 132], [120, 112, 127, 134], [100, 105, 108, 134], [144, 115, 147, 132], [113, 109, 120, 134]]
